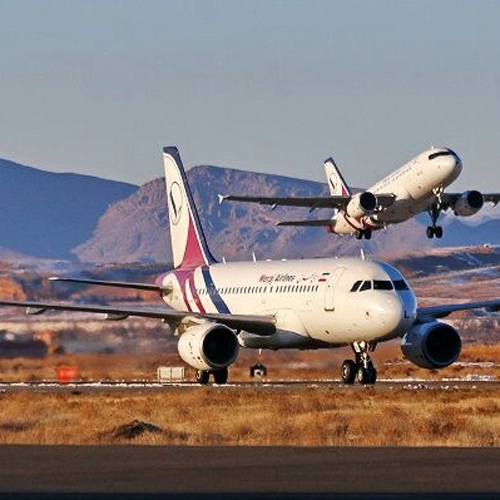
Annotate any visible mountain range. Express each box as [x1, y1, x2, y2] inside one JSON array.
[[2, 155, 500, 264], [0, 157, 137, 259]]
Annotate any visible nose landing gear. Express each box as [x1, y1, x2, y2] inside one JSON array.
[[355, 228, 372, 240], [426, 193, 444, 239], [341, 342, 377, 385]]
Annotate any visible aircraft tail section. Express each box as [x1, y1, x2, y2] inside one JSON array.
[[324, 157, 351, 197], [163, 147, 216, 269]]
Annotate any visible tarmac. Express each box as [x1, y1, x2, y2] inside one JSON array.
[[0, 379, 498, 393], [0, 446, 499, 499]]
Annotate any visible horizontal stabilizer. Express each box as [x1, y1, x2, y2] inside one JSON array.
[[277, 219, 334, 227], [49, 277, 170, 293]]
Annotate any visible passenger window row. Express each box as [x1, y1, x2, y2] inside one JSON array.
[[198, 285, 320, 296]]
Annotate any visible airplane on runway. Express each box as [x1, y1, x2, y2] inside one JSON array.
[[2, 146, 500, 384], [220, 147, 500, 240]]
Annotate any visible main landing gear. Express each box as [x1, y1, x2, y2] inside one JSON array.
[[426, 225, 443, 239], [341, 342, 377, 385], [426, 193, 444, 239], [355, 228, 372, 240], [195, 368, 228, 385]]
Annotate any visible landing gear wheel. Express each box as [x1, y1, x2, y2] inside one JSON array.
[[195, 370, 210, 385], [426, 226, 435, 239], [355, 229, 371, 240], [213, 368, 228, 385], [250, 363, 267, 378], [356, 365, 377, 385], [341, 360, 357, 384], [434, 226, 443, 239]]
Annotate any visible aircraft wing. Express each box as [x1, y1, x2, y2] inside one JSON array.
[[219, 193, 396, 211], [483, 194, 500, 205], [418, 299, 500, 319], [376, 194, 397, 208], [219, 194, 350, 209], [442, 193, 500, 207], [0, 300, 276, 336], [49, 276, 170, 293]]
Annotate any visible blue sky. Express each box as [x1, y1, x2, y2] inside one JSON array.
[[0, 0, 499, 189]]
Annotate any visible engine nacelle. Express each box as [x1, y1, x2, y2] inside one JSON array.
[[177, 323, 239, 371], [401, 322, 461, 369], [346, 191, 377, 219], [453, 190, 484, 217]]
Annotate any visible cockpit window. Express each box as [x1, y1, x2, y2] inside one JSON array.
[[428, 151, 452, 160], [359, 280, 372, 292], [428, 149, 459, 161], [351, 280, 362, 292], [373, 280, 393, 290], [393, 280, 409, 291]]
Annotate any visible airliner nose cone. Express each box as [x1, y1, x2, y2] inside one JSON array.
[[441, 155, 462, 178], [367, 294, 405, 336]]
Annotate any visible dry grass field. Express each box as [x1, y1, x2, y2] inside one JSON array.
[[0, 344, 498, 447], [0, 386, 499, 447]]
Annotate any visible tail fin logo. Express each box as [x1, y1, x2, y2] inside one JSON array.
[[329, 177, 338, 194], [163, 146, 216, 269], [169, 182, 183, 225], [324, 157, 351, 197]]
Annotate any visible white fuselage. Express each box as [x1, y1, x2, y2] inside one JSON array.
[[332, 147, 462, 234], [159, 257, 417, 349]]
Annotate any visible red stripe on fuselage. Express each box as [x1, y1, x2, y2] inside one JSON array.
[[342, 213, 362, 231], [188, 272, 206, 313]]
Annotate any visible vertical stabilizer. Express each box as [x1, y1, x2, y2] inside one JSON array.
[[163, 147, 216, 269], [324, 157, 351, 197]]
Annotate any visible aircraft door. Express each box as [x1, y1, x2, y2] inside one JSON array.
[[324, 267, 346, 312]]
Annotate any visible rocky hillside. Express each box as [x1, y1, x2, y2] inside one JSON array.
[[74, 165, 432, 263], [0, 157, 137, 259], [3, 154, 500, 265]]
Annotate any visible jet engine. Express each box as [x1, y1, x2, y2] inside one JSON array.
[[401, 322, 461, 369], [346, 192, 377, 219], [453, 190, 484, 217], [177, 323, 239, 371]]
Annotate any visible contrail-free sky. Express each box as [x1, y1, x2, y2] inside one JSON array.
[[0, 0, 498, 189]]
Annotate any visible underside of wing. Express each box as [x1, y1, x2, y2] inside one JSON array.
[[0, 300, 276, 336], [375, 193, 396, 208], [418, 299, 500, 319], [441, 192, 500, 208], [482, 193, 500, 205], [219, 194, 350, 209]]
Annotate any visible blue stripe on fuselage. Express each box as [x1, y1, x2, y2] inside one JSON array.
[[201, 267, 231, 314]]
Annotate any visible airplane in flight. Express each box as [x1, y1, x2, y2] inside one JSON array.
[[1, 146, 500, 384], [221, 147, 500, 240]]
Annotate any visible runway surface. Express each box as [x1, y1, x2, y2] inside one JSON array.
[[0, 379, 498, 393], [0, 446, 499, 499]]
